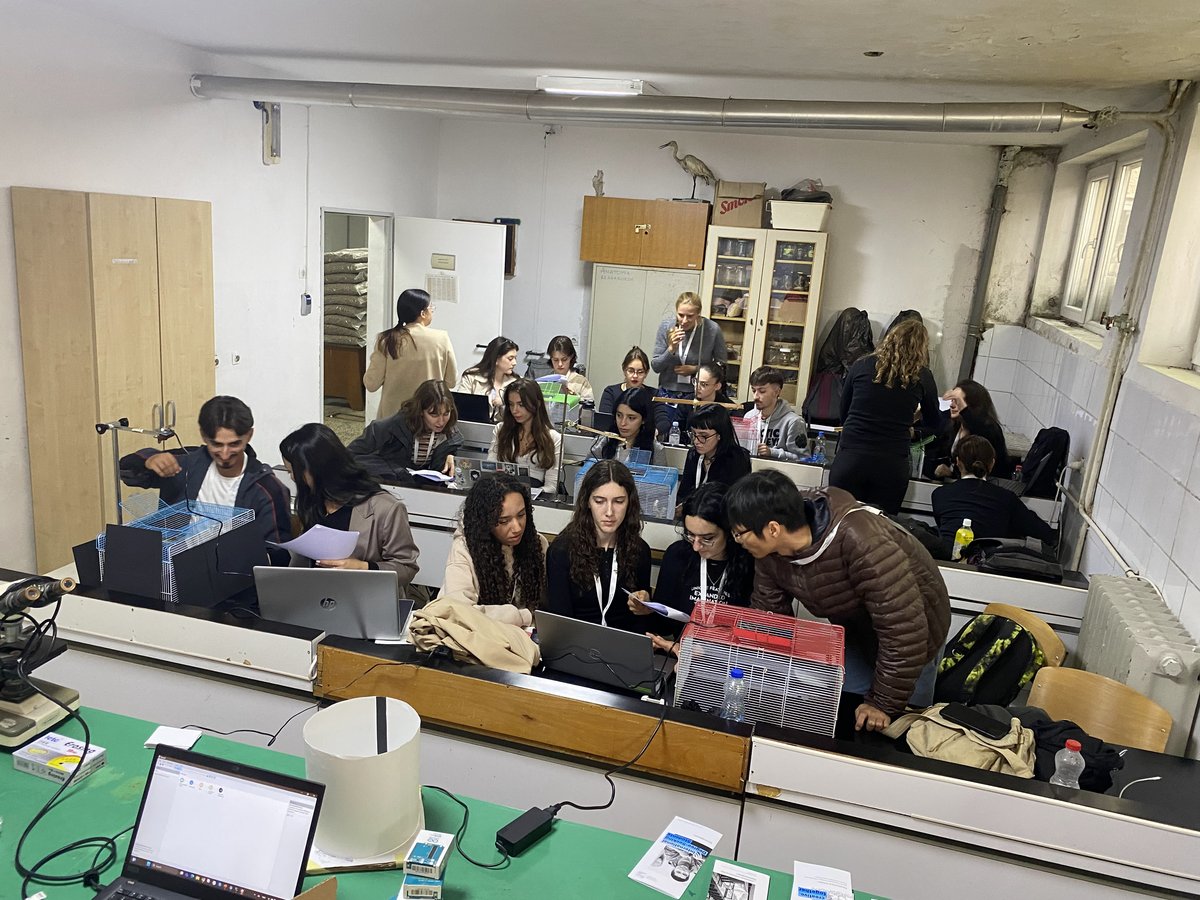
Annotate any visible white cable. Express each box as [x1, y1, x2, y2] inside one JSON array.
[[1118, 775, 1162, 799]]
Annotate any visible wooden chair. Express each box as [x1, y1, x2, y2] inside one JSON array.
[[983, 602, 1067, 667], [1027, 667, 1173, 753]]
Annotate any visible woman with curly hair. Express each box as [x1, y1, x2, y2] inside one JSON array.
[[488, 379, 563, 493], [441, 472, 547, 626], [545, 460, 651, 632], [831, 317, 940, 513]]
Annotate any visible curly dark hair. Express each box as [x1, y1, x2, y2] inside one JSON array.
[[562, 460, 643, 592], [460, 473, 545, 609]]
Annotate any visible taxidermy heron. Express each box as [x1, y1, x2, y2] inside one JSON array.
[[659, 141, 717, 198]]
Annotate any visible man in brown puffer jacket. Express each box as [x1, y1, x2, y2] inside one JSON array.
[[726, 471, 950, 732]]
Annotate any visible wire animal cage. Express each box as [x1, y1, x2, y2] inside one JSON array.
[[96, 500, 256, 604], [731, 416, 758, 453], [675, 601, 845, 736], [573, 455, 679, 520]]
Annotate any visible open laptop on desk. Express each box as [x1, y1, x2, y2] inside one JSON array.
[[254, 567, 413, 640], [96, 744, 323, 900], [535, 610, 674, 694], [451, 390, 493, 424]]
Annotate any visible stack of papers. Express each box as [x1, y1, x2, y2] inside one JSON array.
[[628, 817, 721, 899]]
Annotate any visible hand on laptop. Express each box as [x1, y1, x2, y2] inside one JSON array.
[[647, 633, 680, 656], [315, 558, 368, 569], [627, 590, 652, 615]]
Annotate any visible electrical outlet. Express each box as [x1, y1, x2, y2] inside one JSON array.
[[231, 353, 242, 366]]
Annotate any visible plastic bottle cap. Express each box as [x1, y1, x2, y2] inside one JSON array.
[[730, 667, 744, 679], [1065, 739, 1082, 752], [963, 519, 972, 527]]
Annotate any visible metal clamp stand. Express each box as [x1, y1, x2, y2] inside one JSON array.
[[95, 417, 176, 524]]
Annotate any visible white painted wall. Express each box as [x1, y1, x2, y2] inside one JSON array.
[[0, 3, 440, 572], [433, 119, 998, 388]]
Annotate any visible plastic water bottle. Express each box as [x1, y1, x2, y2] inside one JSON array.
[[668, 421, 682, 446], [813, 434, 827, 463], [1049, 739, 1085, 788], [951, 518, 974, 561], [723, 667, 748, 722]]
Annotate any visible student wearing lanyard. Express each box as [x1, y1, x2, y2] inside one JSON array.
[[744, 366, 807, 462], [629, 483, 754, 647], [677, 404, 752, 512], [589, 386, 664, 464], [348, 380, 463, 482], [442, 472, 547, 626], [681, 362, 733, 438], [650, 292, 728, 439], [597, 346, 651, 426], [545, 460, 652, 632]]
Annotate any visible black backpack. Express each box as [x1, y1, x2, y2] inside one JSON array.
[[935, 613, 1046, 706], [803, 308, 874, 425], [1020, 427, 1069, 498]]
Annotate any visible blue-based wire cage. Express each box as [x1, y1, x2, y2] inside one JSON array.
[[573, 452, 679, 521], [96, 500, 256, 603]]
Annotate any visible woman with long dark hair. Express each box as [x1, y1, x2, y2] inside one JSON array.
[[630, 482, 753, 641], [929, 379, 1012, 479], [545, 460, 652, 632], [364, 289, 457, 420], [597, 346, 651, 421], [546, 334, 594, 403], [590, 387, 663, 464], [682, 361, 733, 437], [456, 335, 519, 421], [489, 379, 563, 493], [280, 423, 419, 588], [442, 472, 547, 626], [831, 318, 940, 514], [677, 404, 752, 509], [349, 379, 463, 480]]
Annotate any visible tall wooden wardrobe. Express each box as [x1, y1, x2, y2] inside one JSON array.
[[12, 188, 216, 571]]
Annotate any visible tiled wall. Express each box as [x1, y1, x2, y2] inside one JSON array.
[[979, 324, 1200, 638]]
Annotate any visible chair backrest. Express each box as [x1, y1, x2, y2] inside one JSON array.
[[1027, 667, 1173, 753], [983, 602, 1067, 668]]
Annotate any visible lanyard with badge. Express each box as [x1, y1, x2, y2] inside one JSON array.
[[699, 558, 728, 603], [593, 549, 620, 627]]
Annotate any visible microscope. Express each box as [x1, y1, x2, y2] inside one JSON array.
[[0, 576, 78, 748]]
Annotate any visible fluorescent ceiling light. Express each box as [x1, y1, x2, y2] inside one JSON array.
[[536, 75, 657, 96]]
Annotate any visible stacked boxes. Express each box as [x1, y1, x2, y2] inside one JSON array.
[[400, 830, 454, 899]]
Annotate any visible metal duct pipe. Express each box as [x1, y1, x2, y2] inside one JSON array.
[[190, 75, 1094, 134]]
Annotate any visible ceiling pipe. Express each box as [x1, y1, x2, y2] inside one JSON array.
[[190, 74, 1095, 134]]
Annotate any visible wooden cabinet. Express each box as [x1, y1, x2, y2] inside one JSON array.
[[12, 187, 216, 570], [699, 226, 828, 404], [579, 196, 709, 270]]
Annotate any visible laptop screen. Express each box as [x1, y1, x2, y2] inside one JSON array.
[[127, 749, 322, 900]]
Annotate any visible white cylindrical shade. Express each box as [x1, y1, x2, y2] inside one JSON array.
[[303, 696, 423, 858]]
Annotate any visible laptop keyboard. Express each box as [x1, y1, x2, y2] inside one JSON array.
[[113, 888, 156, 900]]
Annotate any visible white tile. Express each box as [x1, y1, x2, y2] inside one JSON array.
[[1159, 408, 1200, 483], [1146, 541, 1171, 590], [991, 390, 1013, 423], [1124, 522, 1152, 574], [972, 355, 989, 383], [1179, 580, 1200, 642], [989, 324, 1023, 360], [1189, 442, 1200, 495], [1158, 478, 1187, 543], [1163, 563, 1189, 615], [988, 357, 1016, 394], [1070, 361, 1095, 409], [1086, 367, 1110, 418], [1112, 382, 1147, 444], [1070, 410, 1095, 463], [1173, 490, 1200, 585]]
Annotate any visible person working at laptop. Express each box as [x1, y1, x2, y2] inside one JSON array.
[[280, 423, 419, 588], [456, 335, 519, 422], [545, 460, 652, 633], [726, 471, 951, 733], [349, 379, 463, 482], [442, 472, 547, 626], [119, 395, 292, 555]]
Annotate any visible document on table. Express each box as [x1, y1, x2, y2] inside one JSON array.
[[642, 601, 691, 624], [144, 726, 201, 750], [407, 469, 454, 483], [628, 816, 721, 899], [271, 524, 360, 560], [709, 860, 770, 899], [791, 860, 853, 900]]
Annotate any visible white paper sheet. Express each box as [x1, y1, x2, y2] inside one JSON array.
[[271, 524, 360, 560], [143, 726, 201, 750], [791, 860, 853, 900], [643, 601, 692, 624], [407, 469, 454, 483], [710, 860, 771, 900], [628, 816, 721, 898]]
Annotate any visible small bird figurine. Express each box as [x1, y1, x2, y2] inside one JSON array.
[[592, 169, 604, 197], [659, 140, 717, 198]]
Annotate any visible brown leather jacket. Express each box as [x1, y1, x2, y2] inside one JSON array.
[[751, 487, 950, 715]]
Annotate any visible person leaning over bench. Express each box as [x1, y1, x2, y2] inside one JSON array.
[[119, 395, 293, 557], [726, 471, 951, 732]]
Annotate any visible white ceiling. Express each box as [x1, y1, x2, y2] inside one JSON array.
[[46, 0, 1200, 92]]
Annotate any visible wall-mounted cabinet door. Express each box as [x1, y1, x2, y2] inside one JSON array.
[[580, 197, 645, 266], [640, 199, 710, 269], [581, 197, 709, 270]]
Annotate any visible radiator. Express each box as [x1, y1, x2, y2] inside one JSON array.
[[1075, 575, 1200, 755]]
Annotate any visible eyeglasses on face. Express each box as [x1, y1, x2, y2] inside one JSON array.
[[731, 527, 752, 543], [624, 366, 647, 376], [677, 526, 719, 548], [691, 430, 717, 443]]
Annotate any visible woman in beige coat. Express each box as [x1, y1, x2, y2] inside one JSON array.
[[441, 472, 546, 627], [364, 289, 457, 420]]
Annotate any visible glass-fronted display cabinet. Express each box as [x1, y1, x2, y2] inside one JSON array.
[[699, 226, 828, 404]]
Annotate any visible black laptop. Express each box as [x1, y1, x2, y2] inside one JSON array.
[[451, 390, 493, 423], [96, 744, 324, 900], [534, 610, 674, 693]]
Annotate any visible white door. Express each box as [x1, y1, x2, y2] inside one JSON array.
[[393, 217, 506, 375]]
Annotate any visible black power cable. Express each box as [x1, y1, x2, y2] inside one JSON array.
[[422, 786, 511, 870]]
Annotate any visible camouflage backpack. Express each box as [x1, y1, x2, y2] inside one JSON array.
[[934, 614, 1046, 706]]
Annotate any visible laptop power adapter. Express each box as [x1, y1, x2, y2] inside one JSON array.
[[495, 806, 557, 856]]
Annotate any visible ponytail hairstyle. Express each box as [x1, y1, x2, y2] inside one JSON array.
[[955, 434, 996, 479], [376, 289, 431, 359]]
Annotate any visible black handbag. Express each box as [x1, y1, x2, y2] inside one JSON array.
[[965, 538, 1063, 583]]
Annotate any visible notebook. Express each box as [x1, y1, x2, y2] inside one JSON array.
[[534, 610, 672, 693], [254, 567, 412, 640], [96, 744, 324, 900]]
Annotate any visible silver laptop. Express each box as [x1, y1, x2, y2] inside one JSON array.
[[96, 744, 323, 900], [534, 610, 672, 693], [254, 566, 412, 640]]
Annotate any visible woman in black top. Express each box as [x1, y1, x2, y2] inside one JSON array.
[[928, 379, 1012, 480], [931, 436, 1055, 553], [830, 319, 940, 514], [597, 346, 651, 423], [678, 404, 752, 515], [590, 386, 663, 463], [545, 460, 652, 632], [682, 361, 734, 438]]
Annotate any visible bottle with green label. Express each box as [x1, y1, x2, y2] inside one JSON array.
[[952, 518, 974, 561]]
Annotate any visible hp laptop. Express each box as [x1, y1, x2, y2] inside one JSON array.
[[534, 610, 673, 693], [97, 744, 323, 900], [451, 390, 493, 424], [254, 567, 413, 640]]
